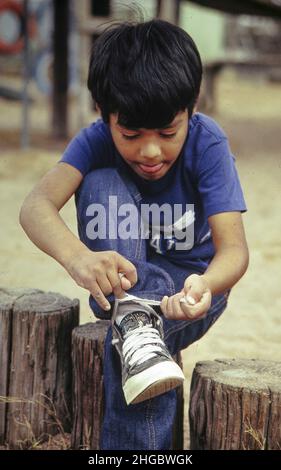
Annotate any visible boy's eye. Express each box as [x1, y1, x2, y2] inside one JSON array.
[[121, 132, 177, 140], [122, 134, 139, 140], [160, 132, 177, 139]]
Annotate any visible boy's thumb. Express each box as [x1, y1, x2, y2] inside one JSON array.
[[118, 275, 132, 290], [116, 254, 137, 286], [119, 273, 132, 290], [182, 286, 200, 305], [180, 294, 196, 306]]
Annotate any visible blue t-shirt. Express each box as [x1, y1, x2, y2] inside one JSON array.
[[60, 113, 246, 272]]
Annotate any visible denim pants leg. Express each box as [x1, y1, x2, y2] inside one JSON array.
[[75, 168, 176, 317], [75, 168, 228, 450]]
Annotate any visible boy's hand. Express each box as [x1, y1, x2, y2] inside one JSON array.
[[65, 249, 137, 310], [160, 274, 212, 321]]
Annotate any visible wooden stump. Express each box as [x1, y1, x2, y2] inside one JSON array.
[[189, 358, 281, 450], [71, 321, 110, 450], [71, 321, 184, 450], [0, 287, 79, 448]]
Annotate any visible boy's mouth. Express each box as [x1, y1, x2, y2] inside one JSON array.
[[137, 163, 164, 175]]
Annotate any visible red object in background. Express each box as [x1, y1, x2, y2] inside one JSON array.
[[0, 0, 36, 54]]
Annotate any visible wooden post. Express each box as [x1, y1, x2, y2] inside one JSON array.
[[0, 288, 79, 449], [199, 62, 224, 113], [71, 321, 184, 449], [75, 0, 92, 127], [21, 0, 31, 149], [189, 359, 281, 450], [157, 0, 181, 24], [71, 321, 109, 450], [52, 0, 69, 139]]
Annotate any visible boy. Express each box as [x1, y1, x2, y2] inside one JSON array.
[[20, 19, 249, 450]]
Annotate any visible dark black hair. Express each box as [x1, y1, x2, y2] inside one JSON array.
[[87, 19, 202, 128]]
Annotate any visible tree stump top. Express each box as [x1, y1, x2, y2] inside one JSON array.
[[0, 287, 79, 314], [72, 321, 110, 340], [195, 358, 281, 393]]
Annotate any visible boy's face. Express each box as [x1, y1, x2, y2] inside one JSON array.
[[109, 110, 188, 180]]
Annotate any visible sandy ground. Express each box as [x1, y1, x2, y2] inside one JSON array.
[[1, 70, 281, 448]]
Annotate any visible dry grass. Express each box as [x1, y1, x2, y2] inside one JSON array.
[[0, 394, 71, 450], [243, 418, 266, 450]]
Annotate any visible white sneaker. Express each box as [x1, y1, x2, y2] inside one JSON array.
[[111, 295, 185, 405]]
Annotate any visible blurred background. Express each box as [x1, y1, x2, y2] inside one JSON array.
[[0, 0, 281, 447]]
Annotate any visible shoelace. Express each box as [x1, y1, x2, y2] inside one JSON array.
[[121, 324, 170, 370]]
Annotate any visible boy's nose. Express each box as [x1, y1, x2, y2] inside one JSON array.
[[139, 142, 161, 159]]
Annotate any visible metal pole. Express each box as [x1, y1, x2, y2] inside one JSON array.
[[21, 0, 30, 149]]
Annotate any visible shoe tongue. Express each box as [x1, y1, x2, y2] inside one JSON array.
[[119, 311, 151, 335]]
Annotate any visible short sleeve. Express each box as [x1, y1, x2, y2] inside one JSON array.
[[195, 138, 247, 218], [59, 120, 114, 176]]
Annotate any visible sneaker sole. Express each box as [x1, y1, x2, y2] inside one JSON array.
[[123, 361, 185, 405]]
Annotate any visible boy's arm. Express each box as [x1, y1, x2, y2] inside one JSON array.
[[161, 211, 249, 320], [201, 211, 249, 295], [20, 162, 137, 309], [20, 162, 85, 266]]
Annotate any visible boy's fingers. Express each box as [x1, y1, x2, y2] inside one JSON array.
[[97, 275, 112, 296], [180, 292, 211, 319], [120, 275, 132, 290], [106, 272, 126, 299], [166, 295, 175, 318], [184, 287, 201, 304], [200, 291, 212, 310], [162, 291, 212, 321], [177, 301, 201, 320], [117, 255, 138, 286], [179, 303, 199, 319], [160, 295, 168, 315], [179, 295, 196, 306], [173, 295, 189, 318], [183, 276, 205, 303], [175, 293, 200, 320], [90, 282, 111, 310], [124, 267, 138, 287], [163, 293, 199, 320], [162, 293, 194, 320]]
